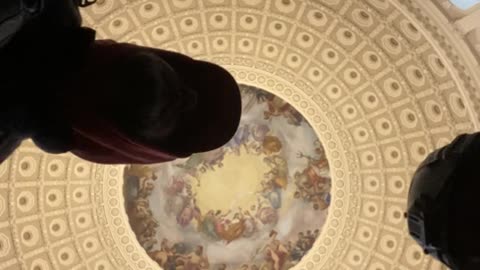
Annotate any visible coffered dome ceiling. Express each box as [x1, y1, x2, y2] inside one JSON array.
[[0, 0, 479, 270]]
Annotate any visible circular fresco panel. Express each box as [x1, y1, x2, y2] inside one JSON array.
[[124, 84, 332, 270]]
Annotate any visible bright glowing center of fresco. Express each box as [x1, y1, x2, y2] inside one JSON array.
[[193, 149, 270, 213], [124, 84, 332, 270]]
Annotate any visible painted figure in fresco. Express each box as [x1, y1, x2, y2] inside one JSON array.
[[264, 155, 289, 190], [263, 95, 303, 126], [296, 151, 329, 193], [294, 180, 329, 211], [164, 175, 186, 196], [176, 155, 203, 178], [240, 85, 272, 112], [139, 218, 159, 250], [294, 150, 331, 210], [293, 186, 308, 201], [124, 165, 157, 192], [310, 193, 330, 211], [212, 210, 231, 238], [254, 199, 278, 225], [129, 197, 148, 220], [124, 165, 158, 201], [226, 124, 251, 155], [200, 148, 226, 172], [141, 181, 156, 198], [261, 136, 283, 156], [295, 232, 308, 254], [177, 198, 201, 227], [249, 124, 271, 153], [176, 148, 225, 177], [181, 245, 210, 270], [288, 233, 306, 263], [164, 192, 188, 217], [164, 178, 190, 217], [259, 230, 289, 270], [305, 230, 315, 250], [258, 180, 282, 210], [124, 165, 157, 185], [242, 210, 259, 238], [178, 148, 226, 175], [164, 178, 198, 219], [148, 238, 175, 268], [197, 210, 219, 240], [217, 264, 227, 270], [219, 211, 246, 244], [303, 143, 329, 174], [126, 196, 160, 249], [289, 244, 304, 263]]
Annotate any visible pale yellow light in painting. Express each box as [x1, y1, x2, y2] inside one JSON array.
[[193, 149, 270, 213]]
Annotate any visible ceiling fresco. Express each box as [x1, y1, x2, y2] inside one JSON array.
[[123, 85, 331, 270]]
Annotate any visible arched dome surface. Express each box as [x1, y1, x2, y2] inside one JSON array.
[[0, 0, 479, 270]]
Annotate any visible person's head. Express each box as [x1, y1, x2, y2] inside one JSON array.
[[447, 159, 480, 269], [90, 51, 196, 142], [407, 133, 480, 270], [70, 41, 241, 156]]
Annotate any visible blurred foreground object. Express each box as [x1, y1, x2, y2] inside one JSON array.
[[407, 132, 480, 270], [0, 0, 241, 164]]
